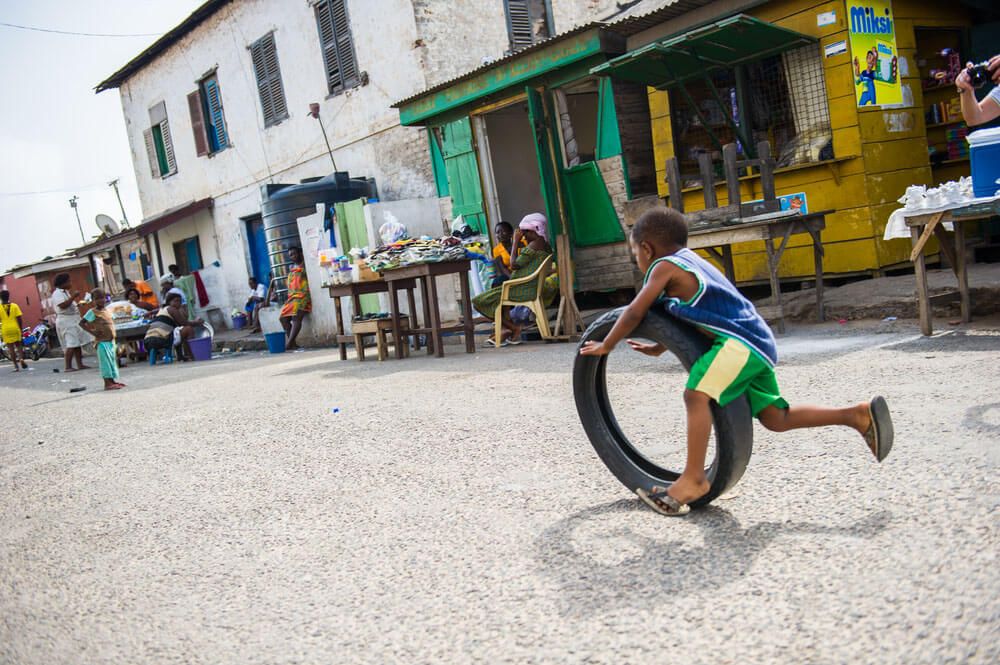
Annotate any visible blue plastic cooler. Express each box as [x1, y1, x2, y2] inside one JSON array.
[[967, 127, 1000, 198]]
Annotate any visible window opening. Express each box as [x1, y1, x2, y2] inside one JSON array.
[[144, 102, 177, 178], [172, 236, 203, 275], [669, 44, 832, 184]]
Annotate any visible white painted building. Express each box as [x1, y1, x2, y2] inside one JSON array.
[[97, 0, 640, 337]]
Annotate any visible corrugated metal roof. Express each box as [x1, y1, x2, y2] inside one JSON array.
[[95, 0, 231, 92], [392, 0, 718, 109], [391, 22, 604, 109]]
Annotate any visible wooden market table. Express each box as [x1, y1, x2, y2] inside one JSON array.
[[380, 259, 475, 358], [903, 197, 1000, 336], [688, 209, 830, 334], [326, 278, 420, 361]]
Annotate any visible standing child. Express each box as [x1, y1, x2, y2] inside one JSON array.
[[0, 290, 28, 371], [79, 289, 124, 391], [579, 207, 893, 516]]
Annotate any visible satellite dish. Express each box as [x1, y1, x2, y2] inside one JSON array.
[[95, 214, 120, 236]]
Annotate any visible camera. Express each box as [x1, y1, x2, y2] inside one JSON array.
[[967, 61, 992, 88]]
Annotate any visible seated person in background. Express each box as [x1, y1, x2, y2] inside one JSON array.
[[490, 221, 527, 288], [122, 278, 158, 308], [159, 274, 187, 306], [126, 287, 157, 315], [473, 213, 554, 346], [143, 293, 204, 361], [245, 277, 267, 332]]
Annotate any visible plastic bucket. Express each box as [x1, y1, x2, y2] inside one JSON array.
[[188, 336, 213, 361], [232, 313, 247, 330], [265, 332, 286, 354]]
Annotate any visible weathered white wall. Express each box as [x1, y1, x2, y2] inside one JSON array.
[[112, 0, 623, 331]]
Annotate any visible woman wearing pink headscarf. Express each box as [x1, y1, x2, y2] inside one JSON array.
[[473, 212, 554, 346]]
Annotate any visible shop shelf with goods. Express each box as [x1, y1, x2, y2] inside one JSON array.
[[915, 27, 972, 186]]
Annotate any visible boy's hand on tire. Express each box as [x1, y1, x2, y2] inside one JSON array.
[[626, 339, 666, 356]]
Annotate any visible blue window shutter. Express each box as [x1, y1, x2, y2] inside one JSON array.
[[204, 78, 227, 149]]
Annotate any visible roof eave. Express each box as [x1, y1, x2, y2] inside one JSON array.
[[94, 0, 232, 93]]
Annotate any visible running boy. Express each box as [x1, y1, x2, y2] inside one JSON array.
[[579, 207, 893, 516], [79, 289, 125, 391]]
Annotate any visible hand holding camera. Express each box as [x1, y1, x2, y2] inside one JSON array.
[[957, 56, 1000, 92]]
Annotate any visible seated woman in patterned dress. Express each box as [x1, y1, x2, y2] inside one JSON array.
[[472, 213, 554, 346]]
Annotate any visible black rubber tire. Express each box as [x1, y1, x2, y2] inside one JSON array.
[[573, 307, 754, 508]]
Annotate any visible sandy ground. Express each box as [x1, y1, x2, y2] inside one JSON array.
[[2, 315, 999, 664]]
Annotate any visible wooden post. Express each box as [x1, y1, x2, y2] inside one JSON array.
[[910, 225, 933, 336], [764, 234, 785, 334], [955, 220, 970, 322], [698, 152, 717, 209], [553, 233, 584, 340], [723, 143, 740, 209], [758, 141, 776, 202], [665, 157, 684, 212]]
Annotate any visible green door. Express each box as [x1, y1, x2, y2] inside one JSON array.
[[334, 199, 379, 314], [525, 86, 564, 240], [438, 117, 487, 234]]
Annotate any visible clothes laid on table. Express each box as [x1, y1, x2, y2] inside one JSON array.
[[280, 266, 311, 317], [82, 307, 115, 343], [0, 302, 23, 344], [472, 247, 554, 321]]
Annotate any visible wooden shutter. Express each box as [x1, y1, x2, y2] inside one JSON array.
[[315, 0, 358, 94], [331, 0, 358, 86], [250, 33, 287, 126], [160, 120, 177, 175], [203, 78, 228, 148], [143, 127, 161, 178], [505, 0, 534, 51], [187, 90, 209, 157], [315, 0, 341, 92]]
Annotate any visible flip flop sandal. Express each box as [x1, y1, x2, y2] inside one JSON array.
[[507, 336, 523, 345], [485, 337, 509, 348], [636, 488, 691, 516], [865, 395, 894, 462], [104, 384, 123, 391]]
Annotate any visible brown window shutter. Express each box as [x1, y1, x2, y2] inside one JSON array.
[[142, 127, 161, 178], [187, 90, 209, 157]]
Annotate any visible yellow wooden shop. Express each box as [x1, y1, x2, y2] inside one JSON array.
[[597, 0, 998, 285]]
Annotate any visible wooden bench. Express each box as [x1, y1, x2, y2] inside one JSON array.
[[351, 315, 409, 361]]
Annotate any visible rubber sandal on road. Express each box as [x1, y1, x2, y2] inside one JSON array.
[[865, 395, 893, 462], [636, 488, 691, 516], [485, 337, 509, 348]]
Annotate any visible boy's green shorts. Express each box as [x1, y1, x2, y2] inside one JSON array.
[[687, 336, 788, 417]]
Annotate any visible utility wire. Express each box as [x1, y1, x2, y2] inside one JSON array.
[[0, 21, 160, 38]]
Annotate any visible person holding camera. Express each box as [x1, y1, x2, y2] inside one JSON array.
[[956, 55, 1000, 126]]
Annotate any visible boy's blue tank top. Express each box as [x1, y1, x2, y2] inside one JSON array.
[[646, 247, 778, 366]]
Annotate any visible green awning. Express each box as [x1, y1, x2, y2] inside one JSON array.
[[591, 15, 815, 89]]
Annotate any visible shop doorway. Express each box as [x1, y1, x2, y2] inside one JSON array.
[[476, 97, 547, 230]]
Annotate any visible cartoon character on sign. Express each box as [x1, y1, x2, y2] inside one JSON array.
[[787, 195, 804, 215], [854, 47, 897, 106]]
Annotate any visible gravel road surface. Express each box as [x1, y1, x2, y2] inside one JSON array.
[[2, 318, 999, 664]]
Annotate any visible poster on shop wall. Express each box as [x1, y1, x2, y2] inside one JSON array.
[[848, 0, 902, 107]]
